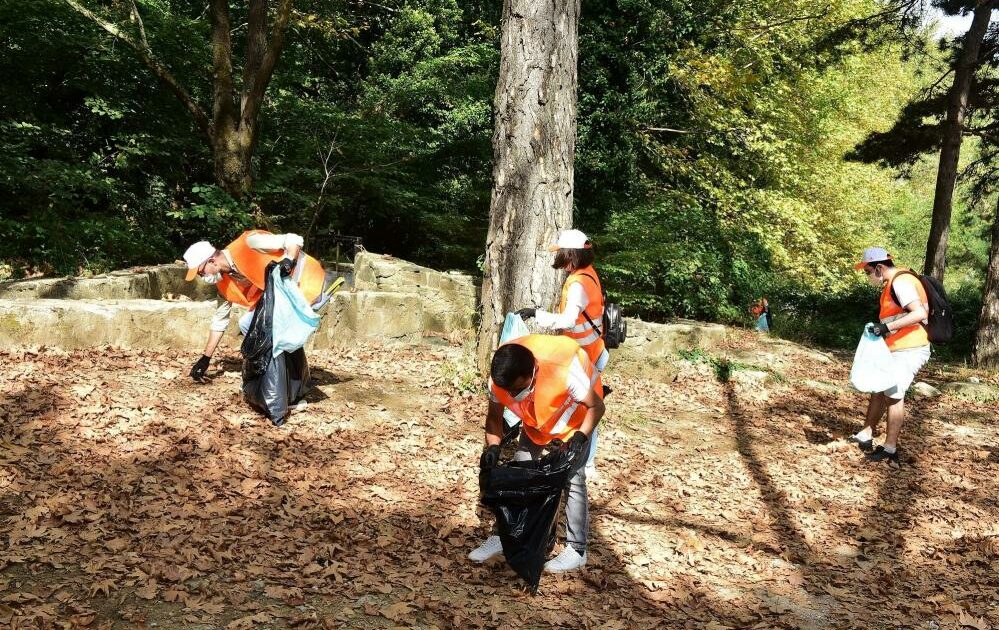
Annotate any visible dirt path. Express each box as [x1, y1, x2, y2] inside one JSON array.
[[1, 333, 997, 629]]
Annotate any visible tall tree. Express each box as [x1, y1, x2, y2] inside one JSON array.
[[63, 0, 295, 198], [924, 0, 996, 281], [476, 0, 580, 371], [974, 197, 999, 366]]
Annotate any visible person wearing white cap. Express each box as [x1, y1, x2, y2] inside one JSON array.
[[182, 230, 328, 382], [515, 229, 609, 477], [848, 247, 931, 467]]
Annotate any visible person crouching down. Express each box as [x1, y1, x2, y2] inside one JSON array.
[[469, 334, 605, 573], [182, 230, 329, 382]]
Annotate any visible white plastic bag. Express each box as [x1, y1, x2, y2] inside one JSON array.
[[499, 312, 530, 428], [500, 311, 530, 343], [271, 266, 321, 357], [849, 326, 897, 393]]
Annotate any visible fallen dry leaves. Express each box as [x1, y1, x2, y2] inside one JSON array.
[[0, 333, 996, 629]]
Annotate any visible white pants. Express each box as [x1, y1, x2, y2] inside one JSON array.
[[884, 346, 931, 400]]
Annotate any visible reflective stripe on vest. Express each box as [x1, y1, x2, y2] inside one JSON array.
[[879, 270, 930, 351], [489, 334, 603, 445], [216, 230, 326, 308]]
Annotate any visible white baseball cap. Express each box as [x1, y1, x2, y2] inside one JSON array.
[[548, 229, 591, 252], [854, 246, 893, 270], [183, 241, 216, 281]]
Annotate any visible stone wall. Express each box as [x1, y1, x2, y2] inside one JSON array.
[[0, 254, 735, 358], [352, 252, 477, 334], [0, 264, 217, 301], [0, 253, 478, 351]]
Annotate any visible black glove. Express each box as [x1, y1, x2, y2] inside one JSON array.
[[566, 431, 589, 463], [870, 322, 891, 337], [190, 355, 211, 381], [278, 257, 296, 278], [479, 445, 501, 469], [515, 308, 536, 320]]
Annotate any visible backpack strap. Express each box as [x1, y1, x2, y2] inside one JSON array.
[[889, 269, 920, 308], [574, 272, 604, 336]]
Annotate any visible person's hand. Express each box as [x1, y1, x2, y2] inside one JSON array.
[[870, 322, 891, 337], [190, 355, 211, 382], [278, 258, 296, 278], [479, 444, 501, 469], [566, 431, 589, 462], [515, 308, 536, 320]]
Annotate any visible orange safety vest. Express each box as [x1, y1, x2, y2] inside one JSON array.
[[216, 230, 326, 309], [879, 270, 930, 351], [490, 334, 603, 446], [558, 265, 606, 366]]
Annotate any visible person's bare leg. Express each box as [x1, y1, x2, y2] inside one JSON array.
[[883, 397, 904, 450], [864, 393, 887, 434]]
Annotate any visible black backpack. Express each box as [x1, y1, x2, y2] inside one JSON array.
[[578, 273, 627, 349], [889, 270, 954, 344]]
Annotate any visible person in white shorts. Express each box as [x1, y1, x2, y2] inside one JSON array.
[[847, 247, 931, 467]]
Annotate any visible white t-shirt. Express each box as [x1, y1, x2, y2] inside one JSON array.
[[891, 274, 922, 309]]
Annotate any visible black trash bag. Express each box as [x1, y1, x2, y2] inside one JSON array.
[[240, 262, 311, 425], [479, 444, 575, 592]]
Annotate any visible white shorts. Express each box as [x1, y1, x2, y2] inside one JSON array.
[[884, 345, 931, 400]]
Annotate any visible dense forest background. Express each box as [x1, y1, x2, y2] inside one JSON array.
[[1, 0, 994, 357]]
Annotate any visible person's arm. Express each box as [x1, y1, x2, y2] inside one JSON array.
[[887, 300, 928, 331], [246, 232, 304, 260], [484, 400, 505, 446], [575, 387, 606, 438], [886, 278, 928, 331], [204, 299, 232, 357], [536, 283, 587, 329]]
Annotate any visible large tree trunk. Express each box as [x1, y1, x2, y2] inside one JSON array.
[[973, 197, 999, 368], [924, 1, 995, 281], [213, 127, 254, 198], [476, 0, 581, 372]]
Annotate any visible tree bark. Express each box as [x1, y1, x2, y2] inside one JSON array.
[[924, 1, 995, 282], [476, 0, 581, 372], [973, 197, 999, 368]]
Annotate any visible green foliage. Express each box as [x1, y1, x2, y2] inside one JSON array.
[[2, 0, 991, 360]]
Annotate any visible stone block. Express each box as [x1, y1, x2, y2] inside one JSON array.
[[0, 298, 239, 350], [617, 318, 728, 359]]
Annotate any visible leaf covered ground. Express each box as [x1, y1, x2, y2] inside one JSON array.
[[1, 331, 998, 629]]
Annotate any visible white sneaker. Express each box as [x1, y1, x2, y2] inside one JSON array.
[[468, 535, 503, 563], [544, 547, 587, 573]]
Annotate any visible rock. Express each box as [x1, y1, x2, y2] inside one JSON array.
[[939, 381, 999, 403], [0, 264, 216, 301], [911, 381, 942, 400], [616, 318, 727, 359], [0, 298, 239, 350], [730, 369, 771, 389], [352, 252, 477, 334], [803, 379, 843, 394]]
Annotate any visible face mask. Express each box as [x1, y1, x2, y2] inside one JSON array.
[[866, 266, 883, 287], [513, 384, 534, 402], [201, 272, 222, 285]]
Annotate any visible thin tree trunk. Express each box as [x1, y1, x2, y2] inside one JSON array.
[[476, 0, 581, 372], [64, 0, 294, 200], [924, 1, 995, 281], [973, 197, 999, 368]]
